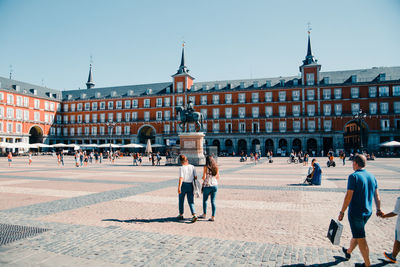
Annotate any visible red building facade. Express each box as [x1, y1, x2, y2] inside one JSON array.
[[1, 35, 400, 155]]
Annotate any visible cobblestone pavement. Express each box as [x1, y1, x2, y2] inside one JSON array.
[[0, 155, 399, 266]]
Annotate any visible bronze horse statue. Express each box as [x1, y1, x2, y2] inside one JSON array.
[[175, 106, 204, 132]]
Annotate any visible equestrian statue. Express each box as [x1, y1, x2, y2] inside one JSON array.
[[175, 101, 204, 132]]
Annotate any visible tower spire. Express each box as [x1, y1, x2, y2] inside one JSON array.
[[176, 42, 189, 75], [86, 63, 95, 89], [303, 24, 317, 65]]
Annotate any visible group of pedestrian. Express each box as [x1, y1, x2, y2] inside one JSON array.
[[73, 150, 103, 167], [148, 152, 162, 166], [177, 154, 220, 223], [338, 154, 398, 266]]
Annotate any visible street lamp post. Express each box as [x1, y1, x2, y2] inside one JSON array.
[[106, 121, 116, 155], [354, 109, 367, 152]]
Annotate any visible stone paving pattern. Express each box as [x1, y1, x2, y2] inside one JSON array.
[[0, 155, 399, 266]]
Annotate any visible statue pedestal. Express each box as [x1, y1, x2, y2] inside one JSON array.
[[179, 132, 205, 166]]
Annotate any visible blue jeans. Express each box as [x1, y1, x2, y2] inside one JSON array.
[[203, 186, 218, 217], [179, 182, 195, 215]]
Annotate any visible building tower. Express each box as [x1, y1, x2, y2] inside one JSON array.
[[86, 64, 95, 89], [171, 43, 195, 93], [299, 30, 321, 86]]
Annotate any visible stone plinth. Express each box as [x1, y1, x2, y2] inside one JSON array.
[[179, 132, 205, 166]]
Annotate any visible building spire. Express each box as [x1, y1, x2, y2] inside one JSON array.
[[303, 24, 317, 65], [176, 42, 189, 75], [86, 63, 95, 89]]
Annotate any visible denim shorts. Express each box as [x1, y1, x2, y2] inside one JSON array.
[[348, 214, 371, 238]]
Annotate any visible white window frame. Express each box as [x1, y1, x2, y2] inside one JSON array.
[[380, 102, 389, 114], [238, 107, 246, 118], [252, 106, 259, 118], [379, 86, 389, 97], [279, 91, 286, 102], [238, 93, 246, 104], [265, 92, 272, 102], [265, 106, 273, 118], [351, 87, 359, 99], [334, 104, 342, 115], [307, 90, 315, 100], [279, 121, 286, 132], [334, 88, 342, 99], [225, 94, 232, 104], [251, 92, 259, 103], [292, 90, 300, 101], [369, 102, 377, 115], [279, 106, 286, 117], [369, 87, 377, 98]]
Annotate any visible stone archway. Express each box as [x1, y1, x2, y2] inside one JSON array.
[[138, 125, 156, 144], [212, 139, 220, 154], [307, 138, 317, 154], [238, 139, 247, 155], [29, 126, 43, 144], [225, 139, 233, 154], [265, 139, 274, 153], [344, 120, 369, 151], [252, 139, 260, 152], [292, 138, 302, 152]]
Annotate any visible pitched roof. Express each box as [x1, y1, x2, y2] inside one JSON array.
[[0, 76, 61, 100]]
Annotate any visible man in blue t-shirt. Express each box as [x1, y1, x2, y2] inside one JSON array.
[[338, 154, 382, 267]]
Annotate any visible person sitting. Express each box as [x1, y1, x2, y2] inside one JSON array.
[[308, 159, 322, 185]]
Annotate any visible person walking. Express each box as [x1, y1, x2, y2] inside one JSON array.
[[28, 152, 32, 165], [380, 196, 400, 263], [199, 155, 220, 222], [7, 152, 12, 167], [338, 154, 382, 267], [177, 154, 198, 223], [60, 152, 64, 166], [99, 152, 103, 164]]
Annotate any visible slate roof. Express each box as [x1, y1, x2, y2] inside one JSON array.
[[2, 66, 400, 102], [0, 76, 61, 100]]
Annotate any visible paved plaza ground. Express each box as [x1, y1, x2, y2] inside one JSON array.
[[0, 155, 399, 266]]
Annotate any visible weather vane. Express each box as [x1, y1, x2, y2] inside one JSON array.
[[307, 22, 312, 34], [9, 64, 13, 79], [90, 55, 93, 66]]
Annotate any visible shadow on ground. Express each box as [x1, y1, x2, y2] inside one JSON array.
[[281, 257, 392, 267], [102, 217, 194, 224]]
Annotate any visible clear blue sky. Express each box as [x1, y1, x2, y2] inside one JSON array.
[[0, 0, 399, 91]]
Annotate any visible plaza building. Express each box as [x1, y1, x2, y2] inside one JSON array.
[[0, 77, 61, 151], [1, 34, 400, 155]]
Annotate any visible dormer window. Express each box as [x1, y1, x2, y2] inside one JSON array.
[[293, 79, 298, 86], [95, 92, 101, 98], [280, 80, 285, 87], [323, 77, 330, 84], [253, 81, 259, 88], [81, 93, 86, 99], [202, 84, 208, 91], [240, 82, 245, 89], [378, 73, 386, 82], [146, 88, 152, 95], [266, 81, 271, 87], [128, 90, 134, 96], [351, 75, 357, 83], [111, 91, 117, 97], [215, 84, 220, 90]]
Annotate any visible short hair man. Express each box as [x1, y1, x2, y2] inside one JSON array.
[[338, 154, 382, 267]]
